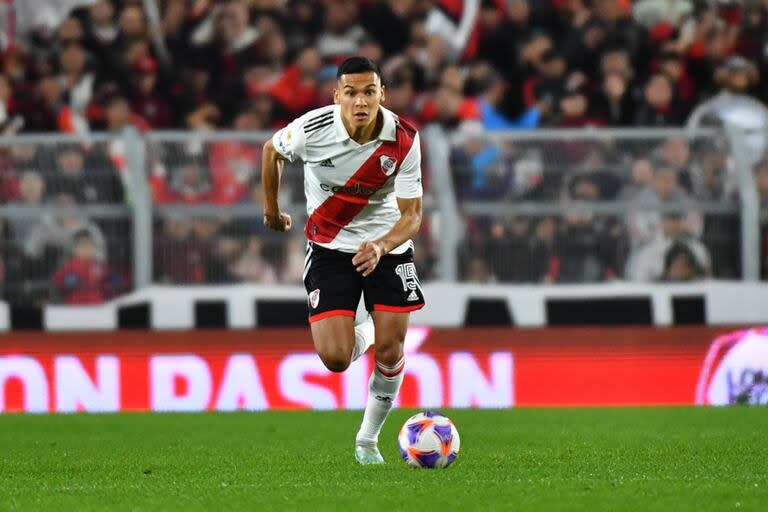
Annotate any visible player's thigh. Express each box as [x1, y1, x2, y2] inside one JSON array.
[[310, 314, 356, 371], [304, 243, 361, 369]]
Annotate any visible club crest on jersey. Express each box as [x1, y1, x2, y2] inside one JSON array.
[[380, 155, 397, 176], [309, 289, 320, 309]]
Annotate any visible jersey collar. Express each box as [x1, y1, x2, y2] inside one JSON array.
[[333, 105, 398, 143]]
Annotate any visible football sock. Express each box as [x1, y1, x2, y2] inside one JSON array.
[[351, 316, 375, 362], [355, 357, 404, 446]]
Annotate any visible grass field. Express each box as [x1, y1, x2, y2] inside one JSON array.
[[1, 407, 766, 511]]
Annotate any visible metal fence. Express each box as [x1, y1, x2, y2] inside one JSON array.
[[0, 134, 133, 305], [0, 126, 764, 305], [443, 127, 743, 283]]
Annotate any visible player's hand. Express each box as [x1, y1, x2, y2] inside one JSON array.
[[263, 210, 292, 232], [353, 240, 385, 277]]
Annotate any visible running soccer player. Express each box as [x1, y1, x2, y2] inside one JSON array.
[[261, 56, 424, 465]]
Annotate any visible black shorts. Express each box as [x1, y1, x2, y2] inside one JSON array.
[[303, 242, 426, 323]]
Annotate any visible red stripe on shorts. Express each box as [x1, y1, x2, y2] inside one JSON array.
[[308, 309, 356, 323], [372, 304, 425, 313]]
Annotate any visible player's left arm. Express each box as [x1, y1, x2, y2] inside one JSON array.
[[353, 132, 423, 277], [353, 197, 422, 277]]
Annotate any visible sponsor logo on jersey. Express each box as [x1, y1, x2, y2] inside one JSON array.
[[319, 182, 376, 196], [309, 289, 320, 309], [380, 155, 397, 176], [319, 158, 334, 167]]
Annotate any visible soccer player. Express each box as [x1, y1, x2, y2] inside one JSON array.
[[261, 57, 425, 465]]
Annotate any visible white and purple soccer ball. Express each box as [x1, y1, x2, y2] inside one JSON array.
[[398, 411, 460, 469]]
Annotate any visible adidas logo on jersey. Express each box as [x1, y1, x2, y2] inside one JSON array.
[[407, 290, 419, 301], [319, 158, 334, 167]]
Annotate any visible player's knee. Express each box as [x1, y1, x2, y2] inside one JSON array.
[[318, 349, 350, 373], [374, 339, 404, 368]]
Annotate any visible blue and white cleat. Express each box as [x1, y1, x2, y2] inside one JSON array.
[[355, 443, 385, 465]]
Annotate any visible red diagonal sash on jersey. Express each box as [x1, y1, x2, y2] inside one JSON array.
[[305, 125, 415, 243]]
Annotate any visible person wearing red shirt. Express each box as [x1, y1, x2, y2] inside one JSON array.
[[129, 56, 175, 129], [52, 231, 117, 305]]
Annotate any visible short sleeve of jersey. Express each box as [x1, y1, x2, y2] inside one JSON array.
[[394, 132, 423, 199], [272, 117, 307, 163]]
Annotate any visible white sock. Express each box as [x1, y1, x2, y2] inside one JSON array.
[[355, 357, 404, 446], [350, 315, 375, 362]]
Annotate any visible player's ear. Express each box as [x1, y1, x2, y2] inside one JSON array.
[[333, 87, 339, 105], [380, 85, 385, 103]]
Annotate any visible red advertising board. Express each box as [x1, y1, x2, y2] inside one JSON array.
[[0, 326, 765, 413]]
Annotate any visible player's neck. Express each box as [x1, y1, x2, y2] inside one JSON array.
[[344, 109, 384, 145]]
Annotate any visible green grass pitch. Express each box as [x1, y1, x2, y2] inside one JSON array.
[[1, 407, 766, 511]]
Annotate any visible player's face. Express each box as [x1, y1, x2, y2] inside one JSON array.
[[334, 72, 385, 129]]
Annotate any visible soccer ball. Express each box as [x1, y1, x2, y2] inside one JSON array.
[[398, 411, 460, 468]]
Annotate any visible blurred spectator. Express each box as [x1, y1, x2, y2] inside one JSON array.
[[626, 213, 711, 281], [0, 219, 25, 303], [207, 117, 260, 205], [316, 0, 367, 59], [8, 170, 46, 244], [195, 0, 266, 122], [619, 158, 653, 200], [483, 217, 548, 283], [634, 73, 685, 127], [204, 227, 244, 283], [267, 46, 322, 119], [56, 42, 95, 134], [23, 192, 107, 262], [660, 241, 707, 281], [0, 74, 24, 135], [464, 256, 490, 283], [693, 141, 730, 200], [479, 0, 538, 87], [154, 217, 207, 284], [659, 136, 694, 193], [628, 158, 701, 249], [450, 121, 509, 199], [52, 230, 120, 304], [522, 48, 566, 112], [362, 0, 415, 57], [558, 86, 604, 128], [280, 236, 307, 284], [231, 236, 278, 283], [151, 156, 212, 204], [86, 0, 119, 52], [47, 144, 124, 204], [551, 175, 624, 282], [658, 50, 695, 112], [687, 56, 768, 167], [129, 55, 174, 129], [471, 63, 541, 130], [592, 71, 634, 127]]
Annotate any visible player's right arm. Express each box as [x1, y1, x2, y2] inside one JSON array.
[[261, 139, 292, 232], [262, 116, 308, 232]]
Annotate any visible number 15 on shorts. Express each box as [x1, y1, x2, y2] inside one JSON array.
[[395, 263, 422, 302]]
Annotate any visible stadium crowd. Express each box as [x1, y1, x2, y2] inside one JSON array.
[[0, 0, 768, 303]]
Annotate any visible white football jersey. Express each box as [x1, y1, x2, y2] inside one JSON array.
[[272, 104, 422, 254]]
